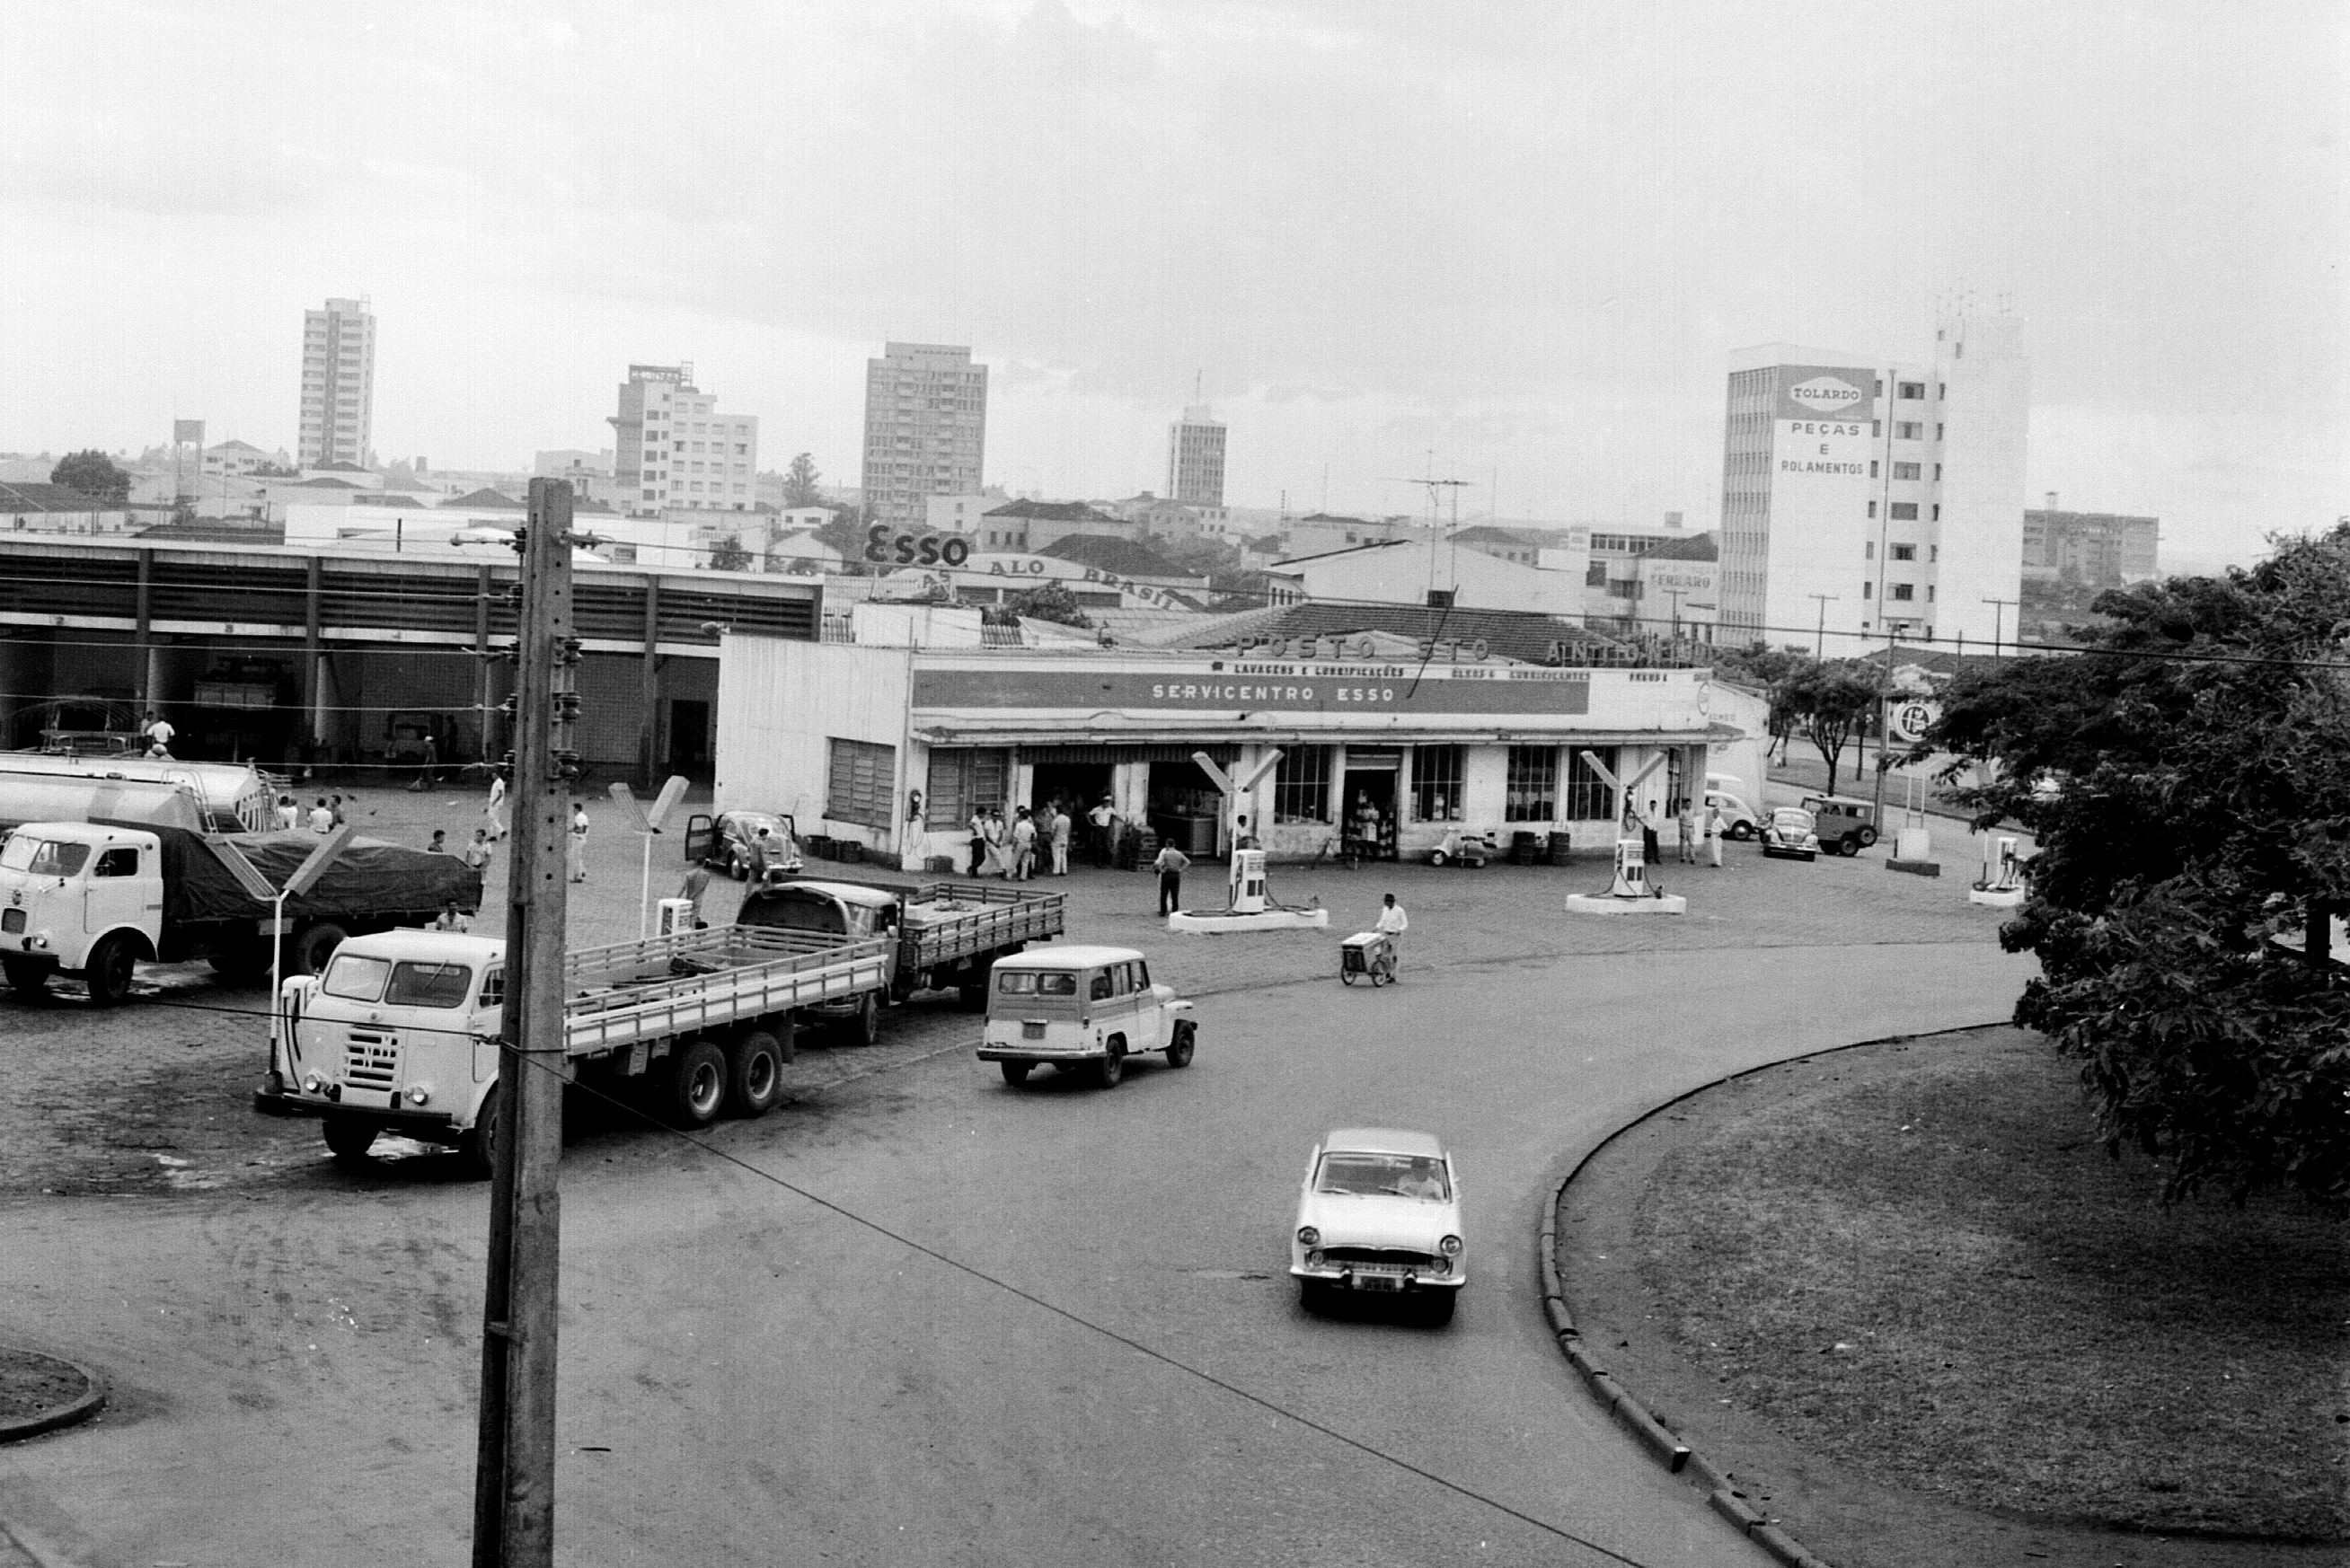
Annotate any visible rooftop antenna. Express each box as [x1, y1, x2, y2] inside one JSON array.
[[1374, 462, 1474, 599]]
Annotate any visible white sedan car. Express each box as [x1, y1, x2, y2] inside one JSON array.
[[1290, 1128, 1465, 1325]]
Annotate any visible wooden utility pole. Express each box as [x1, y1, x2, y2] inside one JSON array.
[[473, 479, 579, 1568]]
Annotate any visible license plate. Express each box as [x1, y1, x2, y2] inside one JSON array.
[[1352, 1273, 1400, 1292], [1021, 1021, 1047, 1041]]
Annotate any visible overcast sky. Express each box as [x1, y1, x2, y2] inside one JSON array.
[[2, 1, 2341, 567]]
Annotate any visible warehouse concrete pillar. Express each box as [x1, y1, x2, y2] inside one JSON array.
[[639, 578, 661, 790], [305, 555, 324, 754], [134, 549, 155, 716]]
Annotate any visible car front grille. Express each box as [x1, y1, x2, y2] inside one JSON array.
[[2, 908, 22, 934], [1323, 1246, 1439, 1271], [344, 1032, 399, 1091]]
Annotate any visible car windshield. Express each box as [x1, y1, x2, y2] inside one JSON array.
[[1, 837, 91, 876], [1773, 809, 1814, 829], [322, 954, 476, 1009], [996, 970, 1080, 996], [1316, 1151, 1451, 1201]]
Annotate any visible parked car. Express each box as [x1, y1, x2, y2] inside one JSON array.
[[696, 810, 802, 880], [1760, 806, 1821, 861], [1801, 793, 1879, 857], [1290, 1128, 1464, 1325], [976, 944, 1195, 1088], [1703, 788, 1761, 841]]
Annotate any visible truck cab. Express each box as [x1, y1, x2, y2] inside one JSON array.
[[976, 944, 1195, 1089], [259, 929, 508, 1170], [0, 822, 163, 1005]]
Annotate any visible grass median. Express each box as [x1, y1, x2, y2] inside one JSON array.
[[1635, 1027, 2350, 1539]]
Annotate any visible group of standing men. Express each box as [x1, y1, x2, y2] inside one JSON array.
[[1628, 797, 1728, 868], [967, 800, 1078, 881]]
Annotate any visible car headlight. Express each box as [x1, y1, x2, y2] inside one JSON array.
[[1438, 1235, 1462, 1257], [406, 1085, 431, 1106], [1305, 1250, 1325, 1269], [1295, 1226, 1320, 1248], [302, 1072, 322, 1093]]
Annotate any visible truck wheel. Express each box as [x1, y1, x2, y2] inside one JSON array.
[[456, 1085, 500, 1180], [289, 921, 349, 976], [667, 1039, 728, 1127], [1, 957, 51, 998], [727, 1030, 786, 1117], [1839, 836, 1863, 858], [839, 992, 880, 1048], [1095, 1039, 1125, 1089], [1858, 825, 1881, 849], [1165, 1020, 1196, 1068], [323, 1116, 377, 1163], [81, 933, 137, 1008], [1000, 1061, 1031, 1086]]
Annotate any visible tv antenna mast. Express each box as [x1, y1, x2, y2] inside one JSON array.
[[1376, 455, 1475, 600]]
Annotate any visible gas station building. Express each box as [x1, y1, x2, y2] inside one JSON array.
[[712, 616, 1748, 870]]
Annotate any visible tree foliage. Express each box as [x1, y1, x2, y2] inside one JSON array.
[[813, 503, 874, 573], [1922, 525, 2350, 1205], [983, 583, 1093, 629], [782, 453, 824, 509], [1772, 658, 1884, 791], [50, 449, 131, 504], [706, 533, 755, 572]]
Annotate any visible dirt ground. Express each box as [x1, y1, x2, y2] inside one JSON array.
[[1558, 1026, 2350, 1568]]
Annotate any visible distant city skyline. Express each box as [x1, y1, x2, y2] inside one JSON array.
[[0, 4, 2340, 572]]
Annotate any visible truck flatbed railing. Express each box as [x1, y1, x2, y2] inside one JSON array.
[[560, 926, 893, 1056]]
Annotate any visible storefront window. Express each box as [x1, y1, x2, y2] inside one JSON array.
[[1410, 745, 1463, 822], [1272, 745, 1333, 823], [1504, 745, 1559, 822], [1565, 746, 1617, 820], [924, 748, 1009, 829], [825, 737, 896, 828]]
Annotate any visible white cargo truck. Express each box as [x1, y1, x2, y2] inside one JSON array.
[[252, 922, 892, 1173]]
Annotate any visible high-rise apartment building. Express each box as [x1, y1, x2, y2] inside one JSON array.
[[608, 364, 758, 518], [861, 343, 987, 530], [1166, 404, 1226, 507], [2021, 496, 2159, 587], [297, 297, 375, 469], [1718, 312, 2028, 652]]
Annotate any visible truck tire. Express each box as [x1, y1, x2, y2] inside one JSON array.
[[727, 1030, 786, 1117], [1858, 825, 1880, 849], [667, 1039, 728, 1127], [765, 1013, 798, 1064], [839, 992, 880, 1048], [1095, 1038, 1126, 1089], [289, 921, 349, 976], [1, 957, 51, 998], [1165, 1019, 1196, 1069], [323, 1116, 377, 1163], [456, 1085, 500, 1180], [959, 978, 989, 1009], [81, 933, 137, 1008]]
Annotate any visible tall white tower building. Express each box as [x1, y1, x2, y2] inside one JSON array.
[[1717, 312, 2028, 653], [609, 364, 759, 518], [1166, 404, 1226, 507], [861, 343, 987, 530], [297, 297, 375, 468]]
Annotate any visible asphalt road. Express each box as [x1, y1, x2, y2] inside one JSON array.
[[0, 802, 2033, 1566]]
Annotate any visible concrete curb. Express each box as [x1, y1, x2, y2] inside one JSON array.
[[0, 1352, 105, 1444], [1534, 1025, 2003, 1568]]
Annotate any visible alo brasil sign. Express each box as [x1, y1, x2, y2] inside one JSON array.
[[911, 661, 1593, 717]]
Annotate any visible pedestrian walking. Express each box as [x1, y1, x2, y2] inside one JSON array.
[[1704, 800, 1726, 868], [1087, 797, 1115, 867], [967, 807, 988, 878], [328, 794, 346, 827], [1639, 800, 1661, 866], [463, 828, 494, 873], [427, 829, 449, 854], [1012, 807, 1038, 881], [747, 825, 773, 885], [1049, 801, 1072, 876], [568, 800, 590, 882], [677, 861, 711, 929], [485, 769, 508, 841], [308, 797, 334, 833], [1153, 841, 1189, 915], [1676, 798, 1699, 864], [1373, 892, 1408, 980], [420, 733, 439, 791], [141, 711, 174, 758], [983, 808, 1010, 876], [273, 793, 301, 831]]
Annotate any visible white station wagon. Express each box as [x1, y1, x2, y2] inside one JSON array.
[[1291, 1128, 1466, 1325], [976, 944, 1196, 1088]]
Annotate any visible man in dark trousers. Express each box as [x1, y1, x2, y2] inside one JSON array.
[[1153, 840, 1189, 916]]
